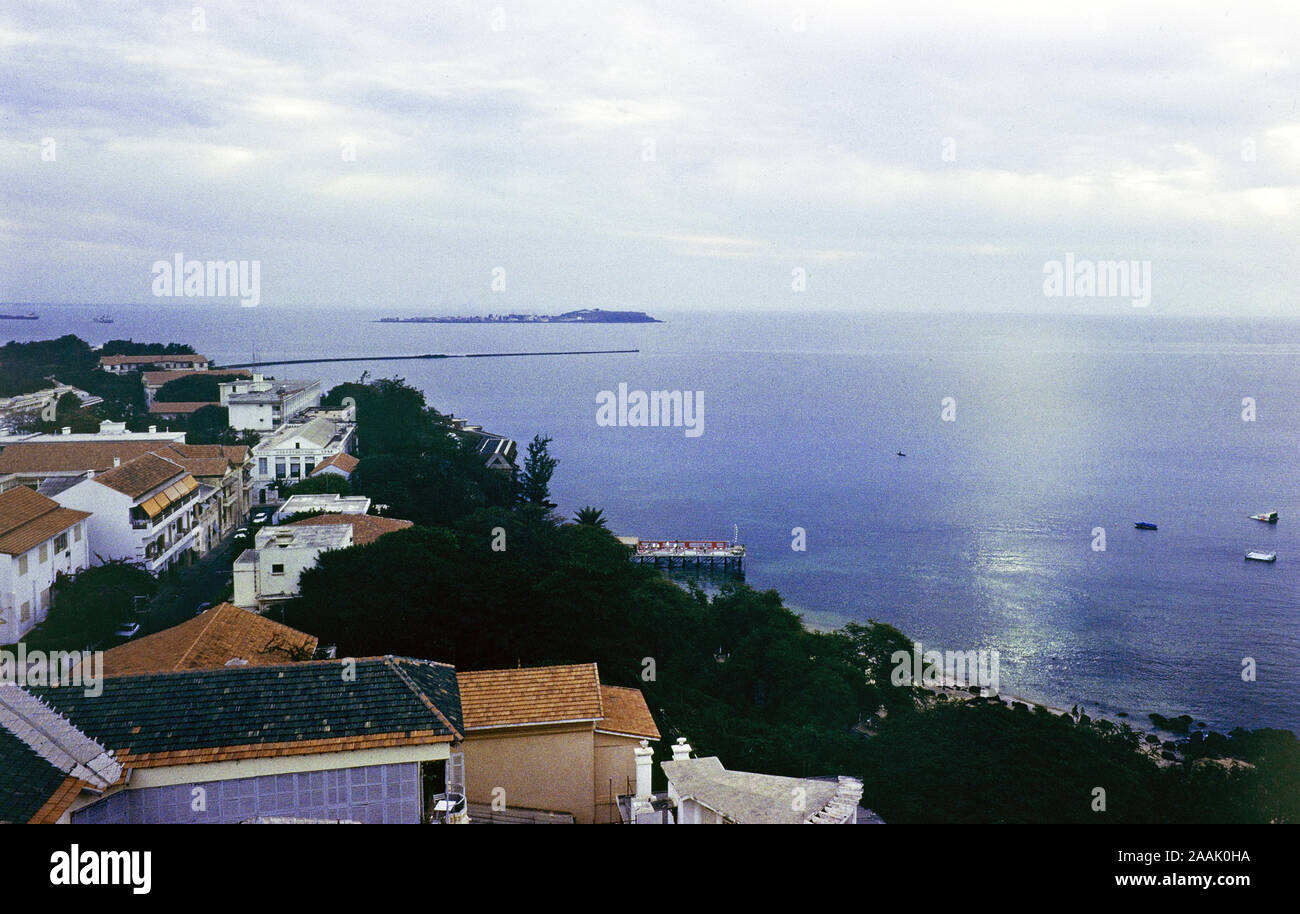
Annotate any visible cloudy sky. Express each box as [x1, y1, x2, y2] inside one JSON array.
[[2, 0, 1297, 314]]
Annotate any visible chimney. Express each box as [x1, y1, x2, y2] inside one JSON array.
[[634, 739, 653, 801], [112, 457, 121, 467], [61, 427, 71, 435], [671, 737, 692, 762]]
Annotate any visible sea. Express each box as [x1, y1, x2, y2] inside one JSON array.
[[7, 304, 1299, 734]]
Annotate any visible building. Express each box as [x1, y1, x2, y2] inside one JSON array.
[[627, 737, 868, 825], [98, 354, 211, 373], [0, 383, 103, 432], [148, 401, 217, 420], [98, 603, 318, 676], [456, 663, 660, 824], [0, 424, 186, 493], [448, 418, 517, 471], [52, 452, 213, 574], [0, 686, 123, 824], [250, 414, 357, 504], [309, 452, 359, 481], [142, 368, 251, 406], [274, 493, 370, 523], [232, 524, 352, 613], [0, 487, 91, 644], [150, 443, 252, 541], [219, 376, 322, 432], [11, 656, 465, 824], [286, 513, 412, 546]]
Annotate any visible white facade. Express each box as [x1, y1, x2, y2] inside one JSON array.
[[0, 517, 90, 645], [250, 415, 357, 504], [220, 377, 322, 432], [274, 494, 370, 523], [232, 524, 352, 612], [53, 470, 214, 575]]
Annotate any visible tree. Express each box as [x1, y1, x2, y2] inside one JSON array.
[[154, 372, 245, 403], [41, 561, 158, 648], [518, 435, 557, 509], [183, 405, 235, 444], [281, 474, 352, 498], [574, 506, 608, 528]]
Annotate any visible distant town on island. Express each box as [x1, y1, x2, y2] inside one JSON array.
[[374, 308, 661, 324]]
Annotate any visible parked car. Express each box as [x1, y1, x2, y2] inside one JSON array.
[[250, 507, 274, 525], [195, 602, 213, 616], [113, 621, 141, 640]]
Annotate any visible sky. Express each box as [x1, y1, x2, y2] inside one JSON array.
[[1, 0, 1297, 314]]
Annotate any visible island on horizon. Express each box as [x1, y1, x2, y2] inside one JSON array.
[[373, 308, 661, 324]]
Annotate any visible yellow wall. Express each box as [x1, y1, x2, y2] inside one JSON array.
[[592, 732, 642, 825], [461, 724, 597, 824]]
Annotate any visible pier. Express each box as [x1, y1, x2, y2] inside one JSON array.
[[622, 537, 746, 571]]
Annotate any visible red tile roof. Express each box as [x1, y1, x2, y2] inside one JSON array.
[[100, 603, 319, 676], [309, 453, 359, 476], [457, 664, 605, 730], [0, 486, 91, 555], [286, 513, 412, 546], [92, 452, 189, 499], [597, 685, 660, 740]]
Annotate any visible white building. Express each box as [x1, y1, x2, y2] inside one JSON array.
[[98, 354, 211, 373], [232, 524, 353, 613], [630, 738, 866, 825], [219, 376, 322, 432], [250, 414, 357, 504], [53, 452, 214, 574], [274, 493, 370, 523], [0, 487, 92, 644]]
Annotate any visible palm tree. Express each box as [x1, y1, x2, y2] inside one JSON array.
[[574, 506, 608, 529]]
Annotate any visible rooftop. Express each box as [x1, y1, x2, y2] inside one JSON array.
[[100, 603, 320, 676], [92, 452, 190, 499], [597, 685, 661, 740], [0, 437, 185, 475], [660, 755, 865, 825], [0, 485, 91, 555], [309, 452, 359, 476], [224, 378, 319, 405], [33, 656, 463, 768], [286, 512, 412, 547], [251, 523, 353, 551], [0, 685, 122, 824], [148, 401, 217, 415], [277, 493, 371, 518], [457, 663, 605, 730]]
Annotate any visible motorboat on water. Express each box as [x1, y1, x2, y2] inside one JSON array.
[[1134, 522, 1158, 530], [1245, 551, 1277, 563], [1249, 511, 1279, 523]]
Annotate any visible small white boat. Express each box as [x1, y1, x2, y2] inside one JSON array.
[[1245, 551, 1277, 563], [1249, 511, 1279, 523]]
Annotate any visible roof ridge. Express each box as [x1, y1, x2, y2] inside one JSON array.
[[172, 604, 229, 671], [383, 657, 462, 740]]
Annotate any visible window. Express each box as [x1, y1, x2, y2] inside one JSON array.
[[73, 523, 82, 543], [17, 555, 27, 576], [275, 459, 286, 478], [259, 458, 268, 474], [270, 563, 285, 575], [39, 543, 48, 563], [40, 587, 50, 611], [20, 601, 29, 622], [54, 532, 68, 552]]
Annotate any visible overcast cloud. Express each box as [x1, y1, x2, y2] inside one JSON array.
[[2, 0, 1297, 314]]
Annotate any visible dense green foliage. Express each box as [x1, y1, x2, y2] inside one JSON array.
[[154, 372, 245, 403], [280, 378, 1300, 823], [40, 561, 158, 648]]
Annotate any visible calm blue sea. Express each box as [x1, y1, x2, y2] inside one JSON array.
[[10, 304, 1300, 733]]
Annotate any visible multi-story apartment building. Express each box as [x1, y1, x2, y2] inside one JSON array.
[[53, 452, 215, 574]]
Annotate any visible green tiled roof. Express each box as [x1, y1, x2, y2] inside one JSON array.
[[35, 657, 462, 757], [0, 726, 67, 823]]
